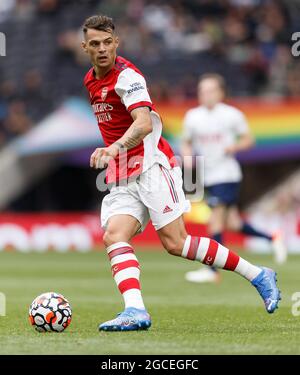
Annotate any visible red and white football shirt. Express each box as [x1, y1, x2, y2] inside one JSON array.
[[84, 56, 176, 183]]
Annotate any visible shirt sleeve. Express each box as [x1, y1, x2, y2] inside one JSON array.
[[233, 109, 249, 135], [115, 68, 153, 112]]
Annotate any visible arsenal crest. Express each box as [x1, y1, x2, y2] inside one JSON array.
[[101, 87, 108, 101]]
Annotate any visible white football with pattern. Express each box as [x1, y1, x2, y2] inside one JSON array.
[[29, 292, 72, 332]]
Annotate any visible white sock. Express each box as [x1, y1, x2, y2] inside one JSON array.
[[181, 235, 262, 281], [123, 289, 145, 310], [106, 242, 146, 310]]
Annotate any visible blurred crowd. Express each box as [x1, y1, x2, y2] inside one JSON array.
[[0, 0, 300, 145], [0, 69, 51, 148], [248, 173, 300, 252]]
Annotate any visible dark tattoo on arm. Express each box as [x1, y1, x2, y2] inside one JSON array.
[[114, 125, 146, 151], [113, 141, 125, 150], [113, 107, 152, 151], [122, 126, 144, 149]]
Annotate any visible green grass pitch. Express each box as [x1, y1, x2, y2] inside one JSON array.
[[0, 248, 299, 354]]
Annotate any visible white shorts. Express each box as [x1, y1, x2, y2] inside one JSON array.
[[101, 163, 191, 232]]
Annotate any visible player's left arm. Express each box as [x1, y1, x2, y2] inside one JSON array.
[[226, 132, 255, 155], [225, 110, 255, 155]]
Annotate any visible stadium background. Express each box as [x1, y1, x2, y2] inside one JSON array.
[[0, 0, 299, 252], [0, 0, 300, 355]]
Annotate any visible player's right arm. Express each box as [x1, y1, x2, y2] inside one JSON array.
[[90, 106, 153, 169], [90, 67, 154, 169], [113, 106, 152, 150]]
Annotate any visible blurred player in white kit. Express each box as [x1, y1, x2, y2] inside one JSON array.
[[182, 74, 287, 284]]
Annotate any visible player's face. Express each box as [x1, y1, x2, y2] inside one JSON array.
[[82, 29, 119, 70], [198, 79, 224, 108]]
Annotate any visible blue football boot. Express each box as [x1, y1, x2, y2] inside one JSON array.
[[251, 267, 281, 313], [99, 307, 151, 331]]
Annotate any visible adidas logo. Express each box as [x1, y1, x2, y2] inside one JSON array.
[[163, 205, 173, 214]]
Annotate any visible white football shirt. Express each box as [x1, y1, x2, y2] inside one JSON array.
[[183, 103, 249, 186]]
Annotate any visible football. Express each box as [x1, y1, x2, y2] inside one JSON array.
[[29, 292, 72, 332]]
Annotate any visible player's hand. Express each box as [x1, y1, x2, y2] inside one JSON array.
[[225, 145, 237, 155], [90, 148, 106, 169], [90, 145, 119, 169]]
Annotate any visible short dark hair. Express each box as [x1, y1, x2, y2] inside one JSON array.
[[83, 15, 115, 35], [198, 73, 226, 92]]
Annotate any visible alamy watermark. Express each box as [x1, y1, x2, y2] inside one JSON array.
[[95, 154, 205, 202], [291, 32, 300, 57], [0, 32, 6, 57], [0, 292, 6, 316], [291, 292, 300, 316]]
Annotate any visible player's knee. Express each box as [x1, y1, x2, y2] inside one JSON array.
[[102, 231, 112, 247], [209, 221, 225, 234], [103, 230, 123, 248], [226, 221, 241, 232], [226, 216, 242, 232], [163, 237, 184, 256]]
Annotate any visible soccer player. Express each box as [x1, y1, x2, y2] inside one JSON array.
[[182, 74, 287, 284], [81, 15, 280, 331]]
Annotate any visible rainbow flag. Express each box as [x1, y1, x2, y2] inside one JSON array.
[[156, 99, 300, 163]]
